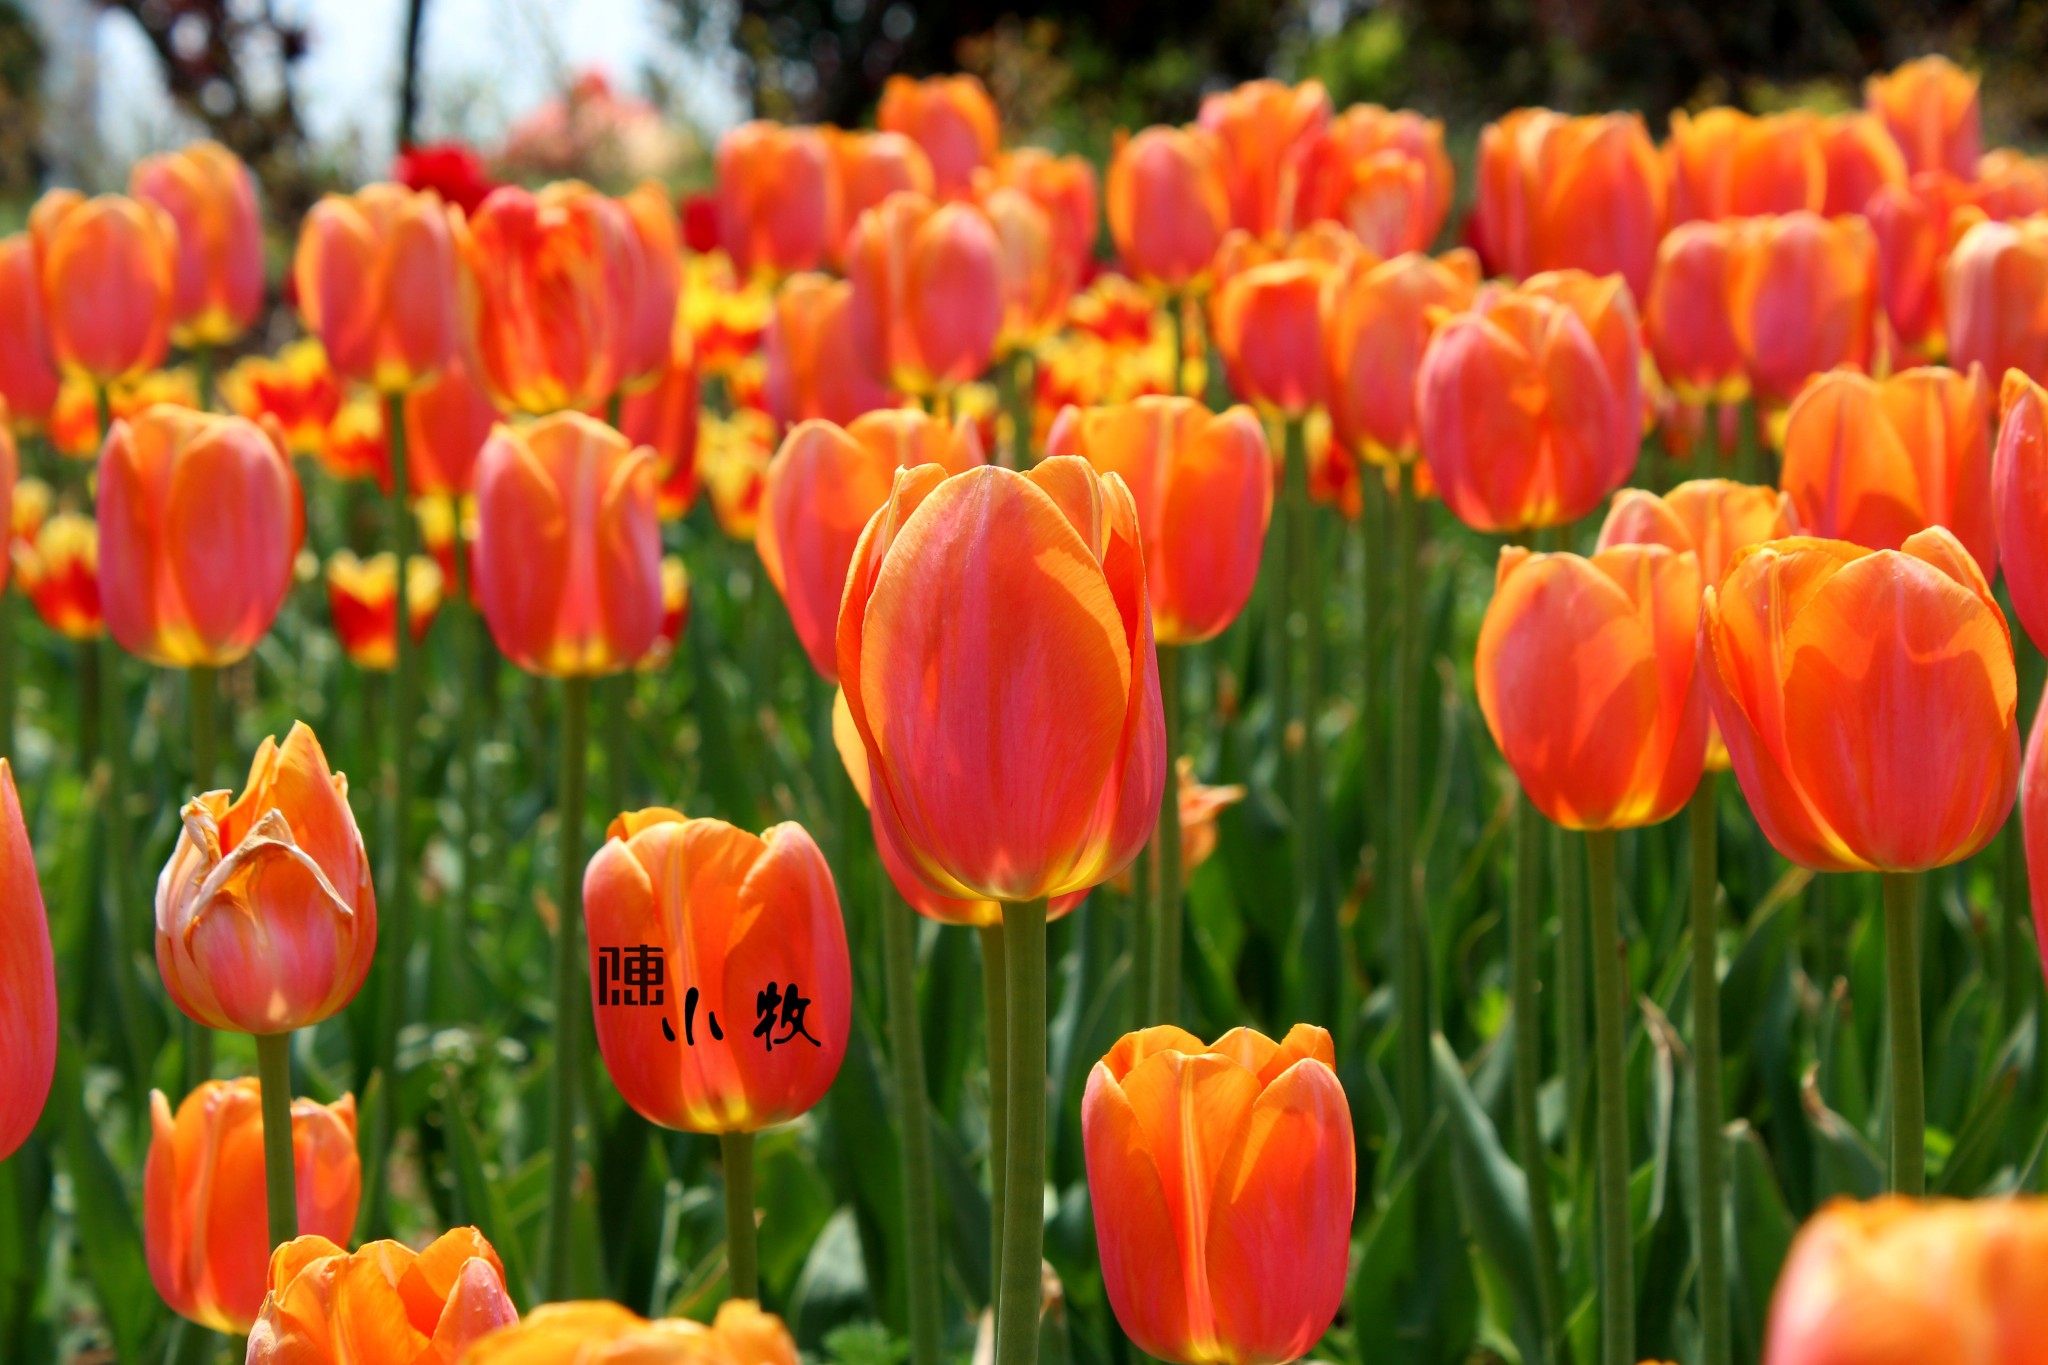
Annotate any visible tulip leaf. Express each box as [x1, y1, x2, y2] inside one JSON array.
[[1726, 1122, 1794, 1360], [440, 1066, 535, 1309], [1798, 1065, 1882, 1203], [52, 1036, 164, 1363]]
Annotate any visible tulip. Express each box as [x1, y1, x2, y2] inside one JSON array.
[[245, 1227, 516, 1364], [1727, 212, 1879, 413], [1598, 479, 1797, 593], [1779, 365, 1996, 579], [293, 183, 463, 392], [319, 395, 393, 490], [143, 1081, 360, 1335], [1996, 370, 2048, 652], [2030, 705, 2048, 988], [620, 331, 702, 519], [1518, 268, 1645, 447], [1106, 126, 1233, 294], [1297, 104, 1453, 257], [218, 340, 343, 457], [31, 190, 177, 385], [1821, 112, 1908, 216], [1763, 1196, 2048, 1365], [472, 413, 664, 677], [1473, 109, 1665, 300], [393, 139, 498, 215], [831, 129, 936, 256], [1669, 108, 1828, 221], [1210, 258, 1332, 417], [716, 121, 839, 280], [1197, 79, 1333, 241], [759, 410, 983, 680], [0, 234, 60, 427], [763, 273, 894, 429], [0, 760, 54, 1162], [13, 511, 104, 640], [981, 185, 1070, 354], [1083, 1024, 1353, 1365], [1864, 172, 1973, 360], [1664, 106, 1750, 224], [1944, 214, 2048, 387], [846, 192, 1004, 396], [129, 140, 264, 348], [979, 148, 1100, 294], [97, 405, 303, 668], [1867, 55, 1981, 179], [404, 349, 501, 497], [1323, 249, 1480, 462], [878, 74, 1001, 199], [616, 182, 682, 392], [464, 1299, 798, 1365], [1976, 149, 2048, 218], [1645, 221, 1744, 405], [326, 551, 445, 670]]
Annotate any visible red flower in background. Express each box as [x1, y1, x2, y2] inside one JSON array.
[[393, 142, 499, 217]]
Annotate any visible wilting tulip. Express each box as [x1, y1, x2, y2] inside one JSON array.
[[1477, 544, 1707, 829], [293, 183, 462, 392], [716, 121, 839, 280], [1944, 214, 2048, 386], [1106, 126, 1232, 293], [0, 761, 54, 1162], [1296, 104, 1453, 257], [218, 340, 343, 457], [1211, 258, 1333, 416], [1726, 212, 1879, 412], [1701, 528, 2017, 872], [1472, 109, 1665, 299], [1645, 221, 1743, 403], [245, 1227, 516, 1364], [1598, 479, 1798, 589], [31, 191, 177, 384], [1867, 55, 1981, 179], [1763, 1196, 2048, 1365], [584, 809, 849, 1133], [763, 274, 894, 429], [14, 511, 103, 639], [98, 406, 303, 668], [1197, 79, 1333, 241], [1994, 371, 2048, 651], [845, 192, 1004, 396], [143, 1081, 360, 1335], [130, 140, 264, 348], [1778, 365, 1995, 578], [1416, 284, 1639, 532], [156, 722, 375, 1033], [878, 74, 1001, 199], [1325, 249, 1481, 462], [1045, 397, 1272, 644], [838, 458, 1164, 902], [326, 551, 444, 670], [1821, 112, 1909, 216], [759, 410, 983, 680], [981, 185, 1070, 352], [0, 234, 60, 427], [831, 130, 935, 254], [404, 349, 500, 497], [1084, 1024, 1354, 1365], [465, 1299, 798, 1365], [472, 413, 663, 676]]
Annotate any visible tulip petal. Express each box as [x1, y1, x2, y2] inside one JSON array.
[[1083, 1063, 1200, 1362], [0, 761, 54, 1162]]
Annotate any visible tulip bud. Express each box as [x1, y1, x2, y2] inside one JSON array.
[[845, 193, 1004, 396], [1296, 103, 1453, 257], [1944, 215, 2048, 388], [1727, 212, 1879, 412], [0, 760, 54, 1162], [1474, 109, 1665, 299], [464, 1298, 799, 1365], [326, 551, 444, 670], [1211, 257, 1333, 417], [1866, 55, 1981, 179], [1197, 79, 1333, 241], [878, 74, 1001, 200], [1324, 249, 1480, 461], [1645, 221, 1744, 404], [1106, 126, 1232, 293], [130, 140, 265, 348], [1994, 371, 2048, 652], [245, 1227, 516, 1364], [14, 511, 103, 639], [31, 190, 178, 385], [0, 234, 60, 427], [763, 274, 895, 429], [294, 183, 463, 393], [831, 130, 935, 262], [716, 121, 840, 280]]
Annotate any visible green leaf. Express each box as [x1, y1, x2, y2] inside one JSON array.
[[52, 1037, 163, 1362]]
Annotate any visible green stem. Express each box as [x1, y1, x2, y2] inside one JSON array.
[[1510, 787, 1563, 1362], [1391, 462, 1428, 1143], [979, 922, 1008, 1315], [1554, 826, 1587, 1183], [994, 897, 1048, 1365], [721, 1129, 759, 1300], [603, 675, 629, 821], [1690, 779, 1727, 1365], [185, 665, 216, 1091], [546, 674, 592, 1297], [458, 559, 484, 999], [882, 887, 942, 1365], [998, 353, 1029, 470], [1358, 472, 1385, 960], [1584, 830, 1633, 1365], [0, 591, 13, 763], [1151, 645, 1184, 1024], [1883, 871, 1925, 1194], [1283, 416, 1332, 1022], [93, 643, 151, 1095], [255, 1031, 298, 1250], [1169, 293, 1186, 398]]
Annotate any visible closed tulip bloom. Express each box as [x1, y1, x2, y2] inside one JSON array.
[[1598, 479, 1798, 589], [1474, 109, 1665, 299], [1944, 215, 2048, 387], [1666, 109, 1826, 221], [1727, 212, 1879, 411], [830, 130, 935, 256], [618, 182, 683, 391], [878, 73, 1001, 199], [1477, 544, 1707, 828], [326, 551, 444, 670], [979, 148, 1100, 294], [1763, 1196, 2048, 1365], [1864, 173, 1971, 359], [294, 183, 462, 392], [14, 511, 103, 639], [1701, 528, 2018, 872], [1779, 365, 1996, 579], [0, 760, 54, 1163], [156, 722, 375, 1034], [1646, 221, 1744, 403], [1518, 268, 1645, 450], [403, 349, 500, 497], [1664, 107, 1750, 224], [218, 340, 343, 457], [839, 458, 1165, 902], [584, 809, 849, 1133], [1107, 126, 1232, 292], [31, 190, 177, 384], [465, 1299, 798, 1365], [716, 121, 839, 280], [129, 140, 264, 347], [763, 273, 894, 429], [1324, 249, 1480, 462], [1994, 371, 2048, 651], [846, 192, 1004, 395], [1197, 79, 1332, 241], [143, 1081, 360, 1335], [1867, 55, 1981, 179], [1820, 112, 1909, 216], [97, 405, 303, 668], [1045, 397, 1272, 644], [1083, 1024, 1354, 1365], [1211, 258, 1333, 416], [245, 1228, 516, 1365], [759, 410, 983, 680], [1297, 104, 1453, 256], [0, 234, 60, 427], [1976, 149, 2048, 219], [981, 186, 1070, 353], [473, 413, 663, 676]]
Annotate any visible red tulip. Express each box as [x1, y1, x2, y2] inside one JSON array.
[[1993, 370, 2048, 652], [1211, 257, 1333, 417], [619, 329, 702, 519], [14, 511, 104, 640], [392, 140, 498, 216], [0, 760, 54, 1162], [218, 340, 343, 458], [326, 551, 445, 669], [0, 234, 59, 428], [1820, 112, 1908, 216], [1645, 221, 1743, 403], [404, 349, 501, 497]]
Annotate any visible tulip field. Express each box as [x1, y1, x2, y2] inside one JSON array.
[[7, 40, 2048, 1365]]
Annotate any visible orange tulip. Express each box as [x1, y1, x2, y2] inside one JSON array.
[[1778, 365, 1996, 579], [1867, 55, 1981, 179], [584, 809, 849, 1133], [1976, 149, 2048, 219], [1726, 212, 1879, 411], [31, 190, 177, 385], [1664, 106, 1750, 224], [143, 1081, 360, 1335], [1416, 283, 1639, 532], [763, 273, 894, 429], [14, 511, 103, 639], [845, 192, 1004, 396], [1473, 109, 1665, 299], [1668, 108, 1828, 221], [0, 760, 54, 1163], [1763, 1196, 2048, 1365], [2029, 702, 2048, 981], [1994, 371, 2048, 651], [404, 349, 501, 497], [1044, 397, 1272, 644], [978, 148, 1100, 294], [1296, 104, 1453, 257], [219, 340, 343, 457], [1477, 544, 1707, 829], [830, 129, 936, 257], [1083, 1024, 1354, 1365], [0, 233, 60, 427], [1598, 479, 1798, 590], [635, 554, 691, 672], [620, 330, 702, 519], [878, 73, 1001, 200], [1211, 258, 1333, 416], [1172, 758, 1246, 881], [293, 183, 462, 392], [1645, 221, 1743, 404], [981, 185, 1070, 353], [156, 722, 375, 1034], [1197, 79, 1333, 241], [1106, 126, 1232, 293], [759, 410, 983, 680], [716, 121, 839, 280], [97, 405, 303, 667], [617, 182, 683, 391], [1864, 172, 1974, 359], [465, 1298, 797, 1365], [1518, 268, 1645, 442], [1944, 215, 2048, 387], [472, 412, 662, 676], [129, 140, 264, 347], [245, 1227, 516, 1364], [1820, 112, 1909, 216], [1701, 528, 2018, 872], [838, 458, 1165, 903], [326, 551, 444, 670], [1323, 249, 1480, 462]]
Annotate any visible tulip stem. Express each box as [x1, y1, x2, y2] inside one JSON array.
[[995, 897, 1048, 1365], [881, 884, 943, 1365], [255, 1030, 299, 1250], [1169, 292, 1186, 398], [1151, 644, 1184, 1024], [1690, 777, 1728, 1365], [720, 1129, 758, 1300], [1584, 829, 1633, 1365], [999, 353, 1031, 469], [1882, 871, 1925, 1195], [1554, 825, 1587, 1183], [1391, 462, 1428, 1145], [0, 590, 12, 763], [1509, 786, 1564, 1362], [979, 922, 1008, 1315], [1283, 417, 1333, 1022], [546, 674, 592, 1298]]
